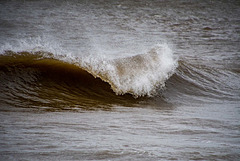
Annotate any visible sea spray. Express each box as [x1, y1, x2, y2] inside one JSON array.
[[0, 36, 65, 56]]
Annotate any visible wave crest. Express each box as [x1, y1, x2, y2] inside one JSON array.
[[0, 43, 177, 100]]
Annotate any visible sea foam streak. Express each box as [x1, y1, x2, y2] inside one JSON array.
[[78, 44, 178, 97]]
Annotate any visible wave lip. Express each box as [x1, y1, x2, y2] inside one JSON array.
[[80, 44, 178, 97]]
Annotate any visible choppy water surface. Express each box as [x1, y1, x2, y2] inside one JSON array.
[[0, 0, 239, 160]]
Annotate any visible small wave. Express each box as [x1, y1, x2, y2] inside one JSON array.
[[164, 59, 240, 104]]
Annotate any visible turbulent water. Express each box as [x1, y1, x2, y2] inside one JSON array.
[[0, 0, 240, 160]]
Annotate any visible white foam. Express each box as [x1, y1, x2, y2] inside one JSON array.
[[79, 43, 178, 97]]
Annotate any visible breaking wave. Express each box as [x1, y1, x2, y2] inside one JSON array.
[[0, 44, 178, 110], [1, 43, 239, 110]]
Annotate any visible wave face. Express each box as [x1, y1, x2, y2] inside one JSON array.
[[0, 44, 177, 110]]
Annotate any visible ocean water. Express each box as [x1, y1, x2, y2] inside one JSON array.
[[0, 0, 240, 160]]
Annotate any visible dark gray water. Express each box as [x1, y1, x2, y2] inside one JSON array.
[[0, 0, 240, 160], [1, 105, 239, 160]]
